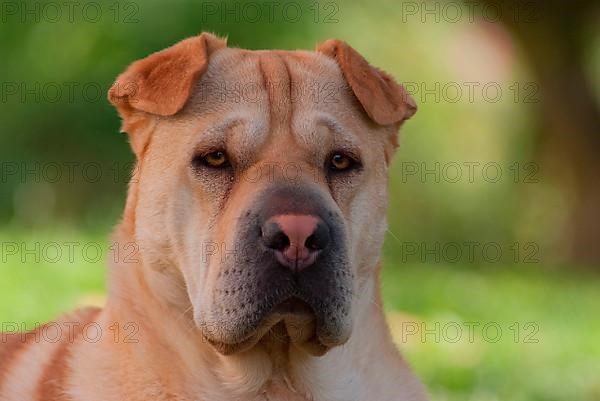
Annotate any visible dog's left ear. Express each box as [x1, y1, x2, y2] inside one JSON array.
[[316, 39, 416, 126]]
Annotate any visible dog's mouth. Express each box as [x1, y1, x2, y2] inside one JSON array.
[[203, 298, 333, 356]]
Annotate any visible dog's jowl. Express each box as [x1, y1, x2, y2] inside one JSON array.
[[0, 33, 427, 401]]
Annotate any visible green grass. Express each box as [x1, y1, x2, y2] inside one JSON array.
[[1, 229, 599, 400], [0, 229, 107, 325], [382, 263, 600, 401]]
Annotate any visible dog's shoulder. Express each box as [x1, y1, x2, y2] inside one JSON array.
[[0, 307, 101, 399]]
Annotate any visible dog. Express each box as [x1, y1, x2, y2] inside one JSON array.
[[0, 33, 427, 401]]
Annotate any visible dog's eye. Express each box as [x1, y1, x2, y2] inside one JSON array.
[[329, 153, 356, 172], [194, 151, 230, 169]]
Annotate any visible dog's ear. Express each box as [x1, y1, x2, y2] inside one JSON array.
[[316, 39, 416, 126], [109, 32, 226, 118], [108, 32, 226, 156]]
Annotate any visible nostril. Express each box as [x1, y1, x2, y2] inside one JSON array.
[[305, 223, 330, 251], [269, 231, 290, 251], [305, 234, 318, 250], [261, 222, 290, 251]]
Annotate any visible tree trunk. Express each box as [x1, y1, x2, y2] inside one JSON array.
[[479, 0, 600, 264]]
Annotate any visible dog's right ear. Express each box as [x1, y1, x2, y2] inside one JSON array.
[[108, 32, 226, 157]]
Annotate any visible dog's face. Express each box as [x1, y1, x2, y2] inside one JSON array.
[[109, 34, 415, 356]]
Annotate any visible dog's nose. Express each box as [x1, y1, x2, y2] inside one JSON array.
[[261, 214, 330, 271]]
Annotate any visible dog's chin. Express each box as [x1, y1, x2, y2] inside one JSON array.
[[201, 299, 345, 357]]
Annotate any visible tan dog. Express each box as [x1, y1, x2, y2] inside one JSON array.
[[0, 33, 427, 401]]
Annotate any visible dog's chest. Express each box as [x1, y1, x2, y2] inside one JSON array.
[[260, 379, 310, 401]]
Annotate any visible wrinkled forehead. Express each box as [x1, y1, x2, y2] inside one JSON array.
[[181, 47, 371, 154]]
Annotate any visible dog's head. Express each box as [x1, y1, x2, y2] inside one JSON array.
[[108, 33, 416, 356]]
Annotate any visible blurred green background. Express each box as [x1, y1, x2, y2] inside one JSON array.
[[1, 0, 599, 400]]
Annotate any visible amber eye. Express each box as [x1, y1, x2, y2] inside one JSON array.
[[195, 151, 230, 168], [329, 153, 354, 171]]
